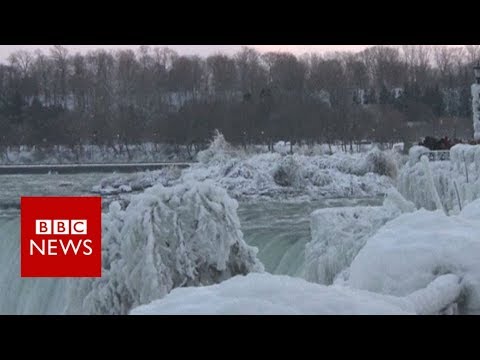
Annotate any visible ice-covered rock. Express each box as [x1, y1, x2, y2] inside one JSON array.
[[273, 155, 303, 187], [65, 180, 263, 315], [305, 188, 415, 285], [347, 199, 480, 314]]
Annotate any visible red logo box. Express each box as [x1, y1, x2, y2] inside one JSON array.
[[21, 196, 102, 278]]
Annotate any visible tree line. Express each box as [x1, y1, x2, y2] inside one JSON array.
[[0, 45, 479, 156]]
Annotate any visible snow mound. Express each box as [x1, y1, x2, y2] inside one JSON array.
[[129, 273, 413, 315], [347, 200, 480, 314], [305, 188, 415, 285], [65, 180, 263, 314], [130, 272, 461, 315]]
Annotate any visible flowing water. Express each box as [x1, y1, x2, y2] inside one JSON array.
[[237, 197, 382, 277], [0, 173, 382, 314]]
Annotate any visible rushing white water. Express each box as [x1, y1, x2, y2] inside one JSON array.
[[0, 215, 68, 314], [0, 172, 126, 314]]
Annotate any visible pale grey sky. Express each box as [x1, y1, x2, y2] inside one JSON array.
[[0, 45, 468, 62], [0, 45, 371, 61]]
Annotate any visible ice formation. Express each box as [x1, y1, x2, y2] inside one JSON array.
[[181, 134, 398, 201], [90, 133, 401, 202], [471, 83, 480, 141], [92, 167, 182, 195], [347, 199, 480, 314], [305, 188, 415, 285], [398, 144, 480, 213], [65, 180, 263, 314], [130, 272, 461, 315], [420, 155, 446, 214]]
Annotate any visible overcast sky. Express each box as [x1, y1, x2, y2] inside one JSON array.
[[0, 45, 372, 60], [0, 45, 468, 62]]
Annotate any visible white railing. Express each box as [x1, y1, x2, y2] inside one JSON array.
[[427, 150, 450, 161]]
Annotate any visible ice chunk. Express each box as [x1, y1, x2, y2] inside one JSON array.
[[305, 188, 414, 285]]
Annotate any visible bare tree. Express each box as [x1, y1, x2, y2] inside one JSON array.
[[465, 45, 480, 64], [206, 54, 238, 98], [8, 50, 33, 77], [234, 46, 267, 96]]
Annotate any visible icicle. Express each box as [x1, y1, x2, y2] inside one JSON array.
[[420, 155, 446, 215], [453, 180, 462, 212]]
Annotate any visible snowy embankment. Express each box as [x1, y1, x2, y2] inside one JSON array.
[[94, 133, 400, 201], [398, 144, 480, 213], [0, 143, 190, 165], [130, 272, 461, 315], [65, 180, 263, 315]]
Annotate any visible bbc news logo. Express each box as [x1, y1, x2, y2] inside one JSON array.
[[21, 197, 102, 277], [33, 220, 92, 256]]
